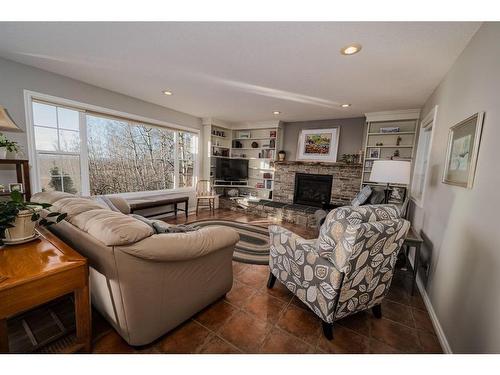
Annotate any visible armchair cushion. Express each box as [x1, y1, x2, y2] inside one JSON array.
[[269, 225, 343, 323], [335, 218, 410, 319], [317, 204, 401, 271]]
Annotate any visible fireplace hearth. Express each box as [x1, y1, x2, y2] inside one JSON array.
[[293, 173, 333, 208]]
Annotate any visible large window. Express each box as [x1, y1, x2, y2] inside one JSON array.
[[411, 107, 437, 206], [30, 99, 198, 196], [32, 102, 82, 194]]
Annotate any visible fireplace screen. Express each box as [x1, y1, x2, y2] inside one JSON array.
[[293, 173, 333, 208]]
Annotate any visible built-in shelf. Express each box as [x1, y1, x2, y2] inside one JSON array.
[[367, 131, 415, 135], [211, 134, 228, 139], [233, 137, 276, 141], [362, 112, 419, 189], [367, 145, 413, 148], [231, 147, 274, 150]]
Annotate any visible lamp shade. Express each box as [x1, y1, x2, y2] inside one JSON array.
[[370, 160, 411, 185], [0, 106, 22, 132]]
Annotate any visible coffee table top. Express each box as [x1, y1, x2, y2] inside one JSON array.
[[0, 228, 86, 291]]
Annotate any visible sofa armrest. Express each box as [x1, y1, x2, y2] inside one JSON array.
[[115, 226, 239, 261]]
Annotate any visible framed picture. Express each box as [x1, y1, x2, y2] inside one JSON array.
[[238, 131, 251, 139], [388, 186, 406, 204], [9, 183, 23, 193], [443, 112, 484, 188], [380, 127, 400, 133], [296, 128, 340, 162], [368, 147, 381, 159]]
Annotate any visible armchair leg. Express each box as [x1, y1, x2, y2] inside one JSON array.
[[267, 272, 277, 289], [372, 304, 382, 319], [322, 322, 334, 340]]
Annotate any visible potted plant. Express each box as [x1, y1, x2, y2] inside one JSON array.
[[0, 133, 20, 159], [0, 191, 67, 245]]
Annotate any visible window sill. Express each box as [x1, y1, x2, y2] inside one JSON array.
[[106, 187, 196, 199]]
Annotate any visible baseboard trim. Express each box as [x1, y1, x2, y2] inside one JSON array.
[[416, 276, 453, 354]]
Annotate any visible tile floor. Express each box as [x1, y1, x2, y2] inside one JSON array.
[[90, 209, 442, 354]]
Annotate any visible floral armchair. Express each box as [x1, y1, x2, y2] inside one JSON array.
[[268, 205, 410, 339]]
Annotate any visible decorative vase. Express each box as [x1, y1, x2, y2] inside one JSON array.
[[0, 147, 7, 159], [278, 150, 286, 162], [4, 207, 41, 241]]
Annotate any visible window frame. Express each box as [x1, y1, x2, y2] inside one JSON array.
[[24, 90, 200, 197], [411, 105, 438, 208]]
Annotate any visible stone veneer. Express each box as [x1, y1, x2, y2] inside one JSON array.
[[272, 161, 362, 205]]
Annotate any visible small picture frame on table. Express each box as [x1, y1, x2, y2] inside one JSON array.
[[388, 186, 406, 204], [9, 183, 23, 193]]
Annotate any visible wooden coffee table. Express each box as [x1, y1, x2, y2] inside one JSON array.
[[0, 227, 91, 353]]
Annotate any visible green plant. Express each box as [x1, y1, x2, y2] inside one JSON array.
[[0, 191, 67, 245], [0, 133, 20, 153]]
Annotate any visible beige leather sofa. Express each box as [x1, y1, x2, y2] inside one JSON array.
[[31, 191, 239, 346]]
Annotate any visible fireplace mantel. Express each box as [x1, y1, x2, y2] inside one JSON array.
[[273, 161, 362, 205], [273, 161, 362, 168]]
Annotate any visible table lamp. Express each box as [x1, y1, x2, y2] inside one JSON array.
[[369, 160, 411, 203], [0, 106, 23, 132]]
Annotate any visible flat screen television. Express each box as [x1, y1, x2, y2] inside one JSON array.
[[215, 158, 248, 181]]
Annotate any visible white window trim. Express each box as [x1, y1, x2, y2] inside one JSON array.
[[24, 90, 200, 196], [411, 105, 438, 208]]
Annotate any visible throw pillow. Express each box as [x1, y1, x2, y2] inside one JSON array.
[[368, 188, 386, 205], [350, 185, 372, 206]]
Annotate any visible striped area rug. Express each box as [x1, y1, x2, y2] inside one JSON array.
[[191, 219, 270, 265]]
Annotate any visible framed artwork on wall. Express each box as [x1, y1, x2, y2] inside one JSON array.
[[296, 128, 340, 162], [443, 112, 484, 189]]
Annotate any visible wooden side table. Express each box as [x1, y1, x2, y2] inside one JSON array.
[[0, 227, 91, 353], [403, 227, 424, 296]]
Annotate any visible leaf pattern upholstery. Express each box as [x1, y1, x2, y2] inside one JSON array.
[[318, 204, 401, 270], [269, 205, 410, 323]]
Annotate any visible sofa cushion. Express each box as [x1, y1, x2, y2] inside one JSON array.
[[71, 209, 154, 246], [31, 191, 75, 205], [91, 195, 131, 214], [52, 197, 109, 219], [117, 226, 239, 261]]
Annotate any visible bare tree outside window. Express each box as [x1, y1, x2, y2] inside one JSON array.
[[86, 115, 188, 195]]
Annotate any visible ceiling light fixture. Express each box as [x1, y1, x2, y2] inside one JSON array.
[[272, 111, 281, 115], [340, 44, 362, 56], [340, 104, 351, 108], [162, 90, 173, 96]]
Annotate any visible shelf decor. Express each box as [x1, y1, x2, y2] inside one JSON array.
[[443, 112, 484, 189], [296, 128, 340, 162]]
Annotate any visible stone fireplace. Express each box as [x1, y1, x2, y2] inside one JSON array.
[[273, 161, 362, 206], [293, 173, 333, 208], [219, 161, 362, 228]]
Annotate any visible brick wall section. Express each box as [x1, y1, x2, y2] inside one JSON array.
[[273, 161, 362, 205]]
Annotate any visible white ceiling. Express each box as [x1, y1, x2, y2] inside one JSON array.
[[0, 22, 481, 123]]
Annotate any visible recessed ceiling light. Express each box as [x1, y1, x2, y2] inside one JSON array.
[[272, 111, 281, 115], [340, 104, 351, 108], [340, 44, 362, 56], [162, 90, 173, 96]]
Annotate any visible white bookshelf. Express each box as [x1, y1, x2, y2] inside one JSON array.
[[362, 110, 420, 196]]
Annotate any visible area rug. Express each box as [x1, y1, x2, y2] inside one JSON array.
[[191, 219, 270, 265]]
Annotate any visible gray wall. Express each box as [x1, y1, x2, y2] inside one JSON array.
[[410, 23, 500, 353], [281, 117, 365, 161], [0, 56, 202, 182]]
